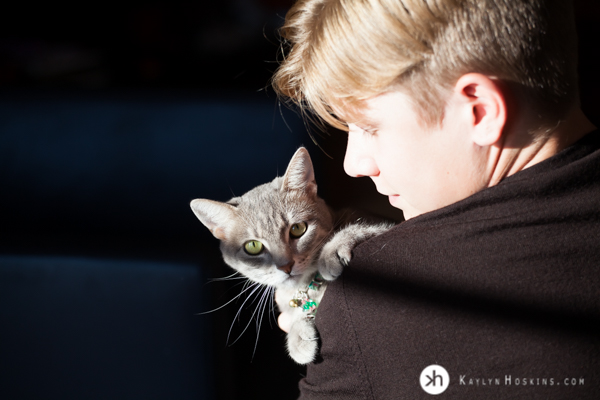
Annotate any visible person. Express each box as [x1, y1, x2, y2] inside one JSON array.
[[272, 0, 600, 399]]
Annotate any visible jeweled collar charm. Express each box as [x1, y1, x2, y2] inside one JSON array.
[[289, 272, 324, 317], [308, 272, 324, 290]]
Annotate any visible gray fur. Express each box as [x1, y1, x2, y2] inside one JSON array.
[[191, 147, 393, 364]]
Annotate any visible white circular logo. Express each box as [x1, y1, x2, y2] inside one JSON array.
[[420, 365, 450, 395]]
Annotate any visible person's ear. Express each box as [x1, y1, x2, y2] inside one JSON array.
[[454, 73, 507, 147]]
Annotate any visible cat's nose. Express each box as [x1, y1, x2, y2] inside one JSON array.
[[277, 261, 295, 275]]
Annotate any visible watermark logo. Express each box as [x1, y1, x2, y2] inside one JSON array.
[[420, 365, 450, 395]]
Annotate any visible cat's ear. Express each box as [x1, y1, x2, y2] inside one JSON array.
[[281, 147, 317, 195], [190, 199, 237, 241]]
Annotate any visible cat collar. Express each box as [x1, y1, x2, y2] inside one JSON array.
[[288, 272, 324, 317]]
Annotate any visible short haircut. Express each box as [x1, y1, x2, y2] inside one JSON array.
[[272, 0, 580, 130]]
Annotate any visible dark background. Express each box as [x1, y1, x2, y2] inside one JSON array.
[[0, 0, 598, 118], [0, 1, 598, 400]]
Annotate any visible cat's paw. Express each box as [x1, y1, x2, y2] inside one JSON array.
[[287, 318, 319, 364], [318, 234, 353, 281], [318, 222, 394, 281]]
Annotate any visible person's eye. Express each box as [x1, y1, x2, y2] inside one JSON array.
[[363, 127, 378, 136], [359, 124, 378, 136], [348, 122, 378, 136]]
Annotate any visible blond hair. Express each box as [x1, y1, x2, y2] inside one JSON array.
[[272, 0, 579, 130]]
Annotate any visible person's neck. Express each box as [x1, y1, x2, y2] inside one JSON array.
[[488, 107, 596, 187]]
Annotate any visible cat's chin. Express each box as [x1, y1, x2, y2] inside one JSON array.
[[279, 273, 312, 289]]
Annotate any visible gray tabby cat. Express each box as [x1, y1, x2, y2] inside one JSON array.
[[190, 147, 393, 364]]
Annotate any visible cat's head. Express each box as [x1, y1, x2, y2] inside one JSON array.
[[191, 147, 334, 288]]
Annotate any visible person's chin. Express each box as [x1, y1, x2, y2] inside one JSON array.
[[388, 195, 415, 219], [388, 194, 402, 207]]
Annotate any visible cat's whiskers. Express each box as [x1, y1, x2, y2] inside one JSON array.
[[251, 285, 275, 359], [197, 279, 260, 315], [268, 286, 278, 327], [207, 271, 246, 282], [227, 282, 264, 345], [228, 283, 278, 361]]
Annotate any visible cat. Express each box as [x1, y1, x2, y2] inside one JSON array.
[[190, 147, 393, 364]]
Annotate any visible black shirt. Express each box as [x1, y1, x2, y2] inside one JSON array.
[[299, 130, 600, 399]]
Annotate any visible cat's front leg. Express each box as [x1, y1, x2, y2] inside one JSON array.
[[274, 287, 297, 334], [287, 316, 319, 364], [275, 288, 319, 364], [318, 222, 394, 281]]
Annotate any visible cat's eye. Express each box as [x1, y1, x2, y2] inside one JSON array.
[[289, 222, 307, 238], [244, 240, 264, 255]]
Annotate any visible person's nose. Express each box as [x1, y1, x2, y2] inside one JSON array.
[[344, 128, 379, 178]]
